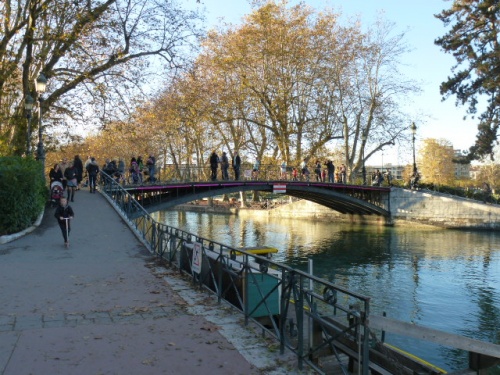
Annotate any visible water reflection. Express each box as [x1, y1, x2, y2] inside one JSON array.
[[153, 210, 500, 372]]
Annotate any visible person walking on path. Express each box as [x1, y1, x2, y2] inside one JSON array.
[[59, 157, 69, 189], [73, 155, 84, 189], [64, 162, 78, 202], [85, 157, 100, 193], [49, 163, 63, 184], [54, 197, 74, 248]]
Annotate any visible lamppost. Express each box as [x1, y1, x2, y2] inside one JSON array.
[[24, 94, 35, 155], [410, 122, 417, 175], [35, 73, 47, 180], [361, 132, 367, 185]]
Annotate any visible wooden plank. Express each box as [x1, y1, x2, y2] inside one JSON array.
[[369, 315, 500, 358], [332, 340, 394, 375]]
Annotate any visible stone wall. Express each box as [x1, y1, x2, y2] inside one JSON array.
[[390, 188, 500, 229], [242, 199, 387, 225]]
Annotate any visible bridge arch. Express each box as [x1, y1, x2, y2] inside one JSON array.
[[131, 182, 390, 217]]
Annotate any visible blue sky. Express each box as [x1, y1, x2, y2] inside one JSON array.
[[192, 0, 477, 165]]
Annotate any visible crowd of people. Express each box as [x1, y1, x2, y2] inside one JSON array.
[[205, 152, 401, 187], [100, 154, 157, 185], [48, 152, 398, 190], [207, 153, 370, 185], [48, 155, 84, 202], [210, 150, 242, 181], [48, 154, 158, 196]]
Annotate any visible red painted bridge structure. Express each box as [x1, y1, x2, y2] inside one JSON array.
[[119, 181, 391, 217]]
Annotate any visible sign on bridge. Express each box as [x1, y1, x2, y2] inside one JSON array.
[[273, 184, 286, 194]]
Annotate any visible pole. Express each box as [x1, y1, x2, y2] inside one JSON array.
[[64, 218, 70, 248], [26, 113, 32, 155], [37, 98, 45, 181], [412, 132, 417, 174], [362, 148, 366, 185], [410, 122, 418, 176]]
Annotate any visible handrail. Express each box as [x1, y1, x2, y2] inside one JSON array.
[[98, 171, 373, 375]]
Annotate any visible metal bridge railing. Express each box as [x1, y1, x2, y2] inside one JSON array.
[[121, 163, 355, 184], [99, 171, 372, 375]]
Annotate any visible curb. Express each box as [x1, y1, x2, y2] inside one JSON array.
[[0, 209, 45, 245]]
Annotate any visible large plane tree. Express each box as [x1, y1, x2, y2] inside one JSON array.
[[0, 0, 202, 155], [435, 0, 500, 161]]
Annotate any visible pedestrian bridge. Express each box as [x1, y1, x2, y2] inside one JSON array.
[[119, 181, 391, 217]]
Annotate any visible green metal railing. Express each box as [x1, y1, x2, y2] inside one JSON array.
[[99, 171, 372, 375]]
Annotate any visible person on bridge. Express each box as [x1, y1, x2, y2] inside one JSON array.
[[372, 169, 384, 186], [340, 164, 347, 184], [300, 159, 310, 182], [146, 154, 156, 182], [385, 169, 393, 187], [252, 158, 260, 180], [221, 152, 229, 180], [314, 160, 322, 182], [210, 151, 219, 181], [280, 160, 287, 180], [86, 157, 100, 193], [232, 152, 241, 180], [325, 160, 334, 183]]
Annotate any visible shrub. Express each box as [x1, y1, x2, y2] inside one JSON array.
[[0, 156, 47, 235]]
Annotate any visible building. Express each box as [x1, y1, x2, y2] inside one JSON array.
[[453, 149, 471, 179]]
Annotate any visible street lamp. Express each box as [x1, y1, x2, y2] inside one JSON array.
[[361, 132, 367, 185], [35, 73, 47, 180], [24, 94, 35, 155], [410, 122, 417, 175]]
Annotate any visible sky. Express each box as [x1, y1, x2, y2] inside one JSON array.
[[190, 0, 478, 165]]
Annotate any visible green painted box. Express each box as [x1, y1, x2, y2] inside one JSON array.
[[245, 272, 280, 318]]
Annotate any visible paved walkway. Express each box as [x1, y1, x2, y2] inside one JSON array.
[[0, 188, 305, 375]]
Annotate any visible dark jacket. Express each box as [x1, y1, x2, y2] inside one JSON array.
[[54, 204, 74, 225], [233, 155, 241, 169], [73, 156, 84, 181], [210, 152, 219, 168], [64, 166, 77, 181], [103, 161, 117, 176], [49, 168, 63, 183], [86, 161, 100, 175]]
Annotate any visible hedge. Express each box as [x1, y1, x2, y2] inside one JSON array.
[[0, 156, 47, 235]]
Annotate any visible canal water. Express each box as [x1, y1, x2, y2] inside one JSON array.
[[152, 210, 500, 372]]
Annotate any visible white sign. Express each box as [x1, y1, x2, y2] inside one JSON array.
[[192, 242, 202, 274], [273, 184, 286, 194]]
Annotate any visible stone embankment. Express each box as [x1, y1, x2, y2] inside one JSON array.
[[390, 188, 500, 229]]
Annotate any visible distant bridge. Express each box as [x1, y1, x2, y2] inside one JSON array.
[[121, 181, 391, 217]]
